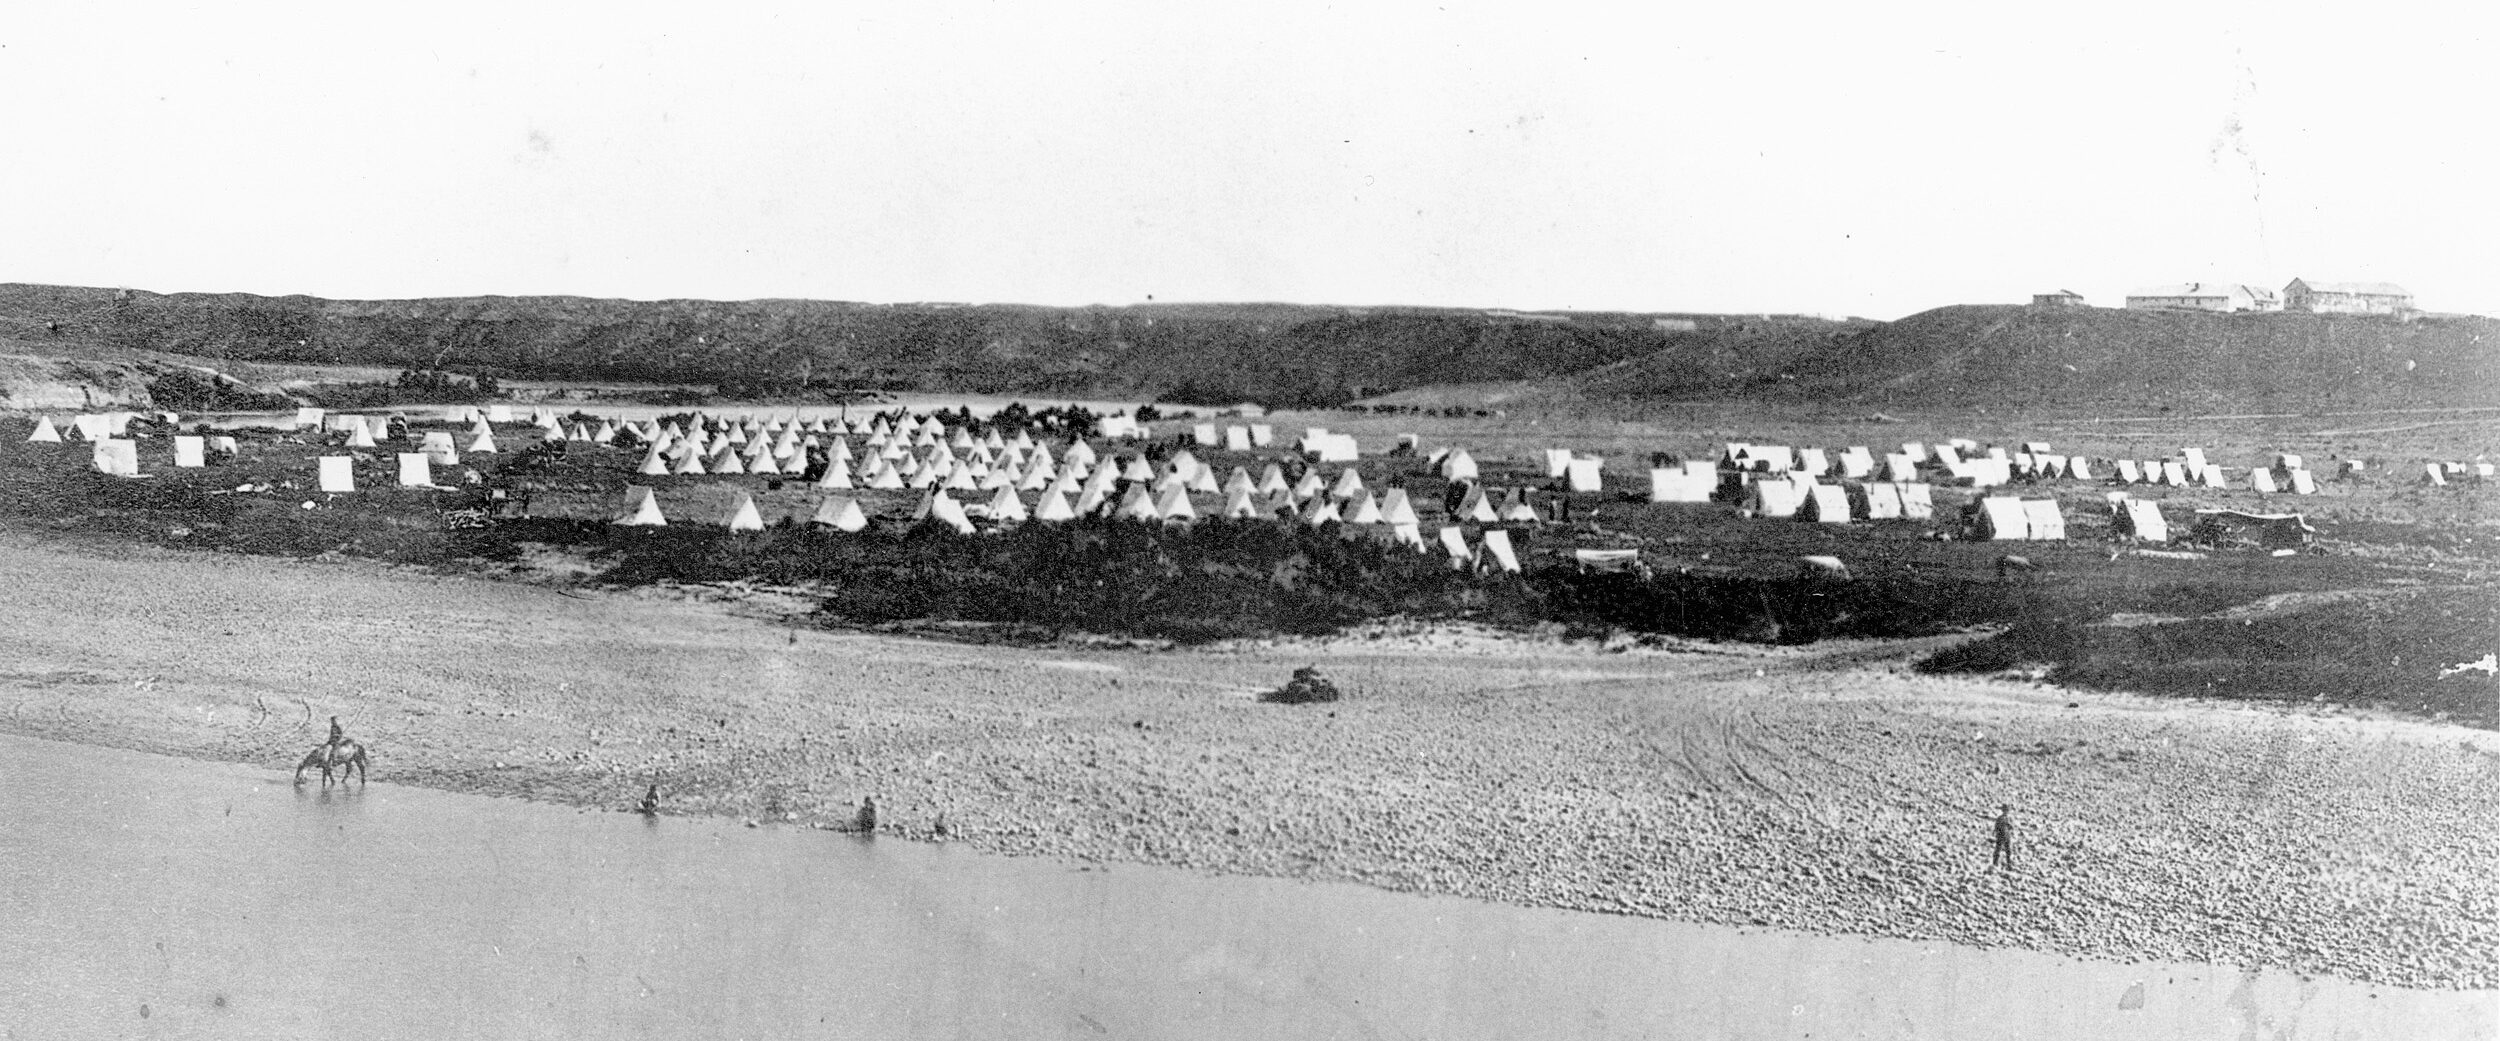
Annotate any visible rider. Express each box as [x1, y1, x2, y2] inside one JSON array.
[[327, 715, 347, 750]]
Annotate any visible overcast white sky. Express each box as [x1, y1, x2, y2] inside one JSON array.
[[0, 2, 2491, 319]]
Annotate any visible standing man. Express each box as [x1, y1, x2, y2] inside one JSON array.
[[1990, 803, 2017, 871]]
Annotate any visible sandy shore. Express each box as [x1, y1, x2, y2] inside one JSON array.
[[1, 532, 2493, 991]]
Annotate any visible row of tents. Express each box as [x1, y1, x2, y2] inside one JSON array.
[[611, 484, 1533, 573]]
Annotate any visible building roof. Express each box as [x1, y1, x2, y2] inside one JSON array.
[[2288, 279, 2411, 297], [2127, 283, 2247, 299]]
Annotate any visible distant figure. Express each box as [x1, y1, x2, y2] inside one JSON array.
[[326, 715, 346, 749], [855, 796, 878, 834], [638, 784, 659, 816], [1990, 804, 2017, 871]]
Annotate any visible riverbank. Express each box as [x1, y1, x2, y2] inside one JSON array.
[[1, 532, 2493, 990]]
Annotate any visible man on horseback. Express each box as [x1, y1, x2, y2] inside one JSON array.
[[296, 716, 368, 786]]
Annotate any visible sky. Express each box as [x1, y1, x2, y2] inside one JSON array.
[[0, 2, 2492, 320]]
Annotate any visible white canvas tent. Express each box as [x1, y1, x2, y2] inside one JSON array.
[[1378, 489, 1420, 526], [1800, 484, 1850, 524], [1114, 484, 1159, 522], [721, 493, 767, 532], [1221, 487, 1260, 519], [919, 491, 977, 534], [1838, 447, 1875, 479], [811, 495, 868, 532], [1496, 489, 1539, 524], [1565, 457, 1604, 493], [987, 486, 1030, 523], [317, 455, 355, 493], [92, 438, 141, 476], [1330, 468, 1365, 500], [615, 487, 667, 526], [1970, 496, 2028, 539], [1896, 482, 1935, 520], [816, 455, 854, 488], [1649, 467, 1711, 503], [1883, 453, 1917, 483], [1744, 478, 1804, 519], [1479, 529, 1521, 573], [2112, 498, 2168, 541], [1155, 484, 1197, 522], [1342, 491, 1384, 525], [396, 453, 435, 487], [1543, 449, 1573, 479], [1032, 491, 1077, 522], [1574, 549, 1641, 574], [2019, 499, 2066, 540]]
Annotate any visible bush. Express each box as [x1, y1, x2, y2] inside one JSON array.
[[1260, 666, 1343, 704], [144, 367, 294, 412]]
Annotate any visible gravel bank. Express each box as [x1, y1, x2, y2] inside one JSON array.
[[1, 534, 2493, 991]]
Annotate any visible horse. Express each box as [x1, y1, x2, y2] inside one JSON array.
[[294, 740, 368, 786]]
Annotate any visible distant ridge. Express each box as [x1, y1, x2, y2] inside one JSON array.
[[0, 283, 1850, 408], [0, 285, 2486, 414]]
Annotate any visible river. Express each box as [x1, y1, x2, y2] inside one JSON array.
[[1, 734, 2488, 1040]]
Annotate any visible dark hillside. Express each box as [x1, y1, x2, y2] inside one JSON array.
[[1777, 305, 2499, 412], [1564, 316, 1878, 400], [0, 284, 1849, 408]]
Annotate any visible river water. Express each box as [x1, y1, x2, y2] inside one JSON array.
[[1, 734, 2488, 1040]]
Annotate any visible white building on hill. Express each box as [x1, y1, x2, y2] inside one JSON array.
[[2283, 279, 2412, 314], [2123, 283, 2280, 312]]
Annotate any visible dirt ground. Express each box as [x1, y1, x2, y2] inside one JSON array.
[[1, 532, 2493, 992]]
